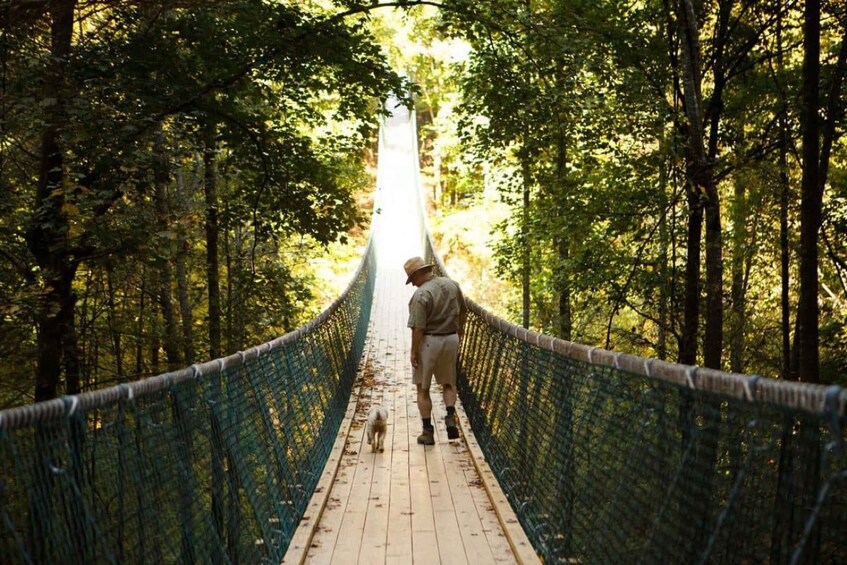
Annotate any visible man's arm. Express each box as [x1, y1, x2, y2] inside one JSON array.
[[456, 284, 468, 339], [411, 326, 425, 368]]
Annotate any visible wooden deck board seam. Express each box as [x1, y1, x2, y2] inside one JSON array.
[[281, 380, 364, 565], [454, 401, 541, 564]]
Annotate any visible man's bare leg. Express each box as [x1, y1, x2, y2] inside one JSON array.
[[442, 384, 457, 408], [443, 384, 460, 439], [416, 384, 435, 445], [416, 384, 432, 418]]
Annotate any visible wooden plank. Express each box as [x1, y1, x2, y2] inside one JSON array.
[[302, 406, 368, 563], [329, 385, 382, 559], [464, 459, 518, 563], [385, 377, 413, 562], [455, 401, 541, 564], [442, 440, 499, 563], [302, 333, 380, 564], [425, 394, 471, 565], [281, 382, 362, 565], [410, 468, 439, 564], [407, 374, 440, 563], [357, 374, 394, 562]]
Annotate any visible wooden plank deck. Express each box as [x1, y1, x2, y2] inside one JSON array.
[[282, 264, 539, 565]]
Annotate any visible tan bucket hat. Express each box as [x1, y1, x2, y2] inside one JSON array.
[[403, 256, 433, 284]]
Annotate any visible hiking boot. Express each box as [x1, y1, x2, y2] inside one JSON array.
[[417, 428, 435, 445], [445, 414, 460, 440]]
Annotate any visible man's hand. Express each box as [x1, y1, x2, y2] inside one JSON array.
[[410, 350, 420, 368]]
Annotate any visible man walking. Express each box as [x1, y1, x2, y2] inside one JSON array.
[[404, 256, 467, 445]]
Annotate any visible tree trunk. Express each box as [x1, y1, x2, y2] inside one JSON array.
[[135, 270, 146, 376], [63, 289, 81, 394], [662, 0, 694, 365], [658, 154, 670, 360], [153, 129, 182, 371], [678, 0, 723, 370], [680, 181, 702, 366], [159, 249, 182, 370], [792, 8, 845, 384], [79, 270, 93, 390], [225, 213, 234, 353], [554, 112, 571, 341], [777, 4, 792, 379], [780, 151, 792, 378], [818, 26, 847, 208], [794, 0, 822, 383], [228, 225, 246, 352], [702, 0, 731, 371], [176, 243, 193, 365], [521, 152, 531, 330], [150, 269, 161, 377], [106, 265, 125, 380], [557, 240, 572, 341], [204, 120, 222, 360], [677, 4, 723, 560], [730, 183, 747, 373], [175, 170, 195, 365], [702, 189, 723, 370], [25, 0, 78, 401]]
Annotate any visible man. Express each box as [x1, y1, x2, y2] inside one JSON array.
[[404, 256, 467, 445]]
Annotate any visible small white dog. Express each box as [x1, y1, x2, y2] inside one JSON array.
[[366, 405, 389, 453]]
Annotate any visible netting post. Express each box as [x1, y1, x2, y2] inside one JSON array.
[[551, 355, 575, 560], [30, 421, 55, 563], [170, 384, 197, 564], [129, 392, 154, 563], [223, 361, 243, 564], [206, 363, 227, 565], [64, 398, 91, 564], [116, 401, 126, 563]]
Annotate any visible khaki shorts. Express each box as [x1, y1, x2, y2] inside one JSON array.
[[413, 333, 460, 390]]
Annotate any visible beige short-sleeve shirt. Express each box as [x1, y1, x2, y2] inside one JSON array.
[[407, 276, 466, 334]]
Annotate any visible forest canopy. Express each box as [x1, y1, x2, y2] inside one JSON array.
[[397, 0, 847, 386], [0, 0, 408, 407]]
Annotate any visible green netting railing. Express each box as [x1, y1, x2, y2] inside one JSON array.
[[0, 240, 375, 564], [424, 241, 847, 565], [459, 309, 847, 564]]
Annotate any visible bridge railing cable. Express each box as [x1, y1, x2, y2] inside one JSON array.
[[0, 237, 376, 564], [423, 237, 846, 564]]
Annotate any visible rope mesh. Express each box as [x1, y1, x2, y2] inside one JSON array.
[[0, 241, 375, 564]]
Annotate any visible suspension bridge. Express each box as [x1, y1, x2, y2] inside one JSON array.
[[1, 103, 845, 564]]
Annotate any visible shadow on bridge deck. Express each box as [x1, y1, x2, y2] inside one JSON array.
[[282, 101, 539, 565]]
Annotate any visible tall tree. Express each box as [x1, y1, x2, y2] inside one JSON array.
[[204, 119, 223, 360], [795, 0, 822, 383], [153, 127, 183, 371], [677, 0, 724, 370], [776, 0, 793, 379], [25, 0, 78, 401], [794, 1, 847, 382]]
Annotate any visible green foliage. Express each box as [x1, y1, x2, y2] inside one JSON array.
[[0, 0, 406, 406], [419, 0, 847, 381], [2, 0, 846, 404]]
